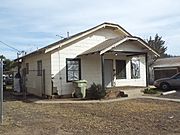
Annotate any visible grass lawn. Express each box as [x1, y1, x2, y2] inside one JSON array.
[[0, 92, 179, 135]]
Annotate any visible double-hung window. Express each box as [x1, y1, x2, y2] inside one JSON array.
[[37, 60, 42, 76], [131, 58, 140, 79], [26, 63, 29, 74], [66, 58, 81, 82]]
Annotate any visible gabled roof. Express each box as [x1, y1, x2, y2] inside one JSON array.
[[80, 36, 160, 56], [44, 22, 132, 53], [153, 57, 180, 68], [15, 22, 131, 60]]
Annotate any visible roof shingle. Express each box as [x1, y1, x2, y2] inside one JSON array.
[[80, 36, 126, 55], [153, 57, 180, 68]]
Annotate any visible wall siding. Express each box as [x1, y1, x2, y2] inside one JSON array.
[[81, 54, 102, 87], [113, 41, 144, 52], [21, 53, 51, 96]]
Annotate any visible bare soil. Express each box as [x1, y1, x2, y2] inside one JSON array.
[[0, 90, 180, 135]]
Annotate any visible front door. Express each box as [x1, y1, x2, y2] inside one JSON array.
[[104, 59, 113, 87]]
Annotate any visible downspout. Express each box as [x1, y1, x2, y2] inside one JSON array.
[[145, 53, 149, 87], [101, 54, 105, 91], [58, 45, 63, 95]]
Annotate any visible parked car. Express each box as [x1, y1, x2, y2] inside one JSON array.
[[154, 72, 180, 91], [3, 75, 6, 89], [3, 74, 13, 86]]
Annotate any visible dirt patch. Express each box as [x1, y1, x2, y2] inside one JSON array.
[[0, 90, 180, 135]]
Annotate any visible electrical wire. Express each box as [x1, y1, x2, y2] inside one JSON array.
[[0, 41, 21, 52]]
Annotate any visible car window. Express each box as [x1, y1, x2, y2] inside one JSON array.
[[173, 73, 180, 79]]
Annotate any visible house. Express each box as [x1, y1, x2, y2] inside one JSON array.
[[16, 22, 159, 97], [151, 57, 180, 81]]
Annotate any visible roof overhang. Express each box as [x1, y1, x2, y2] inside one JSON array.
[[100, 37, 160, 57], [79, 36, 160, 57]]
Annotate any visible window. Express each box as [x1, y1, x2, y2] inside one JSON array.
[[66, 58, 81, 82], [173, 73, 180, 79], [116, 60, 126, 79], [131, 58, 140, 79], [37, 60, 42, 76], [26, 63, 29, 74]]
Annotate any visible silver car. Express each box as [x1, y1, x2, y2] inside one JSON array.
[[154, 72, 180, 91]]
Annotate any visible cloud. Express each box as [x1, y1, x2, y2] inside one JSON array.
[[0, 0, 180, 59]]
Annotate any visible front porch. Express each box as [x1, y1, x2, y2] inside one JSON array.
[[79, 36, 156, 91], [101, 51, 148, 89]]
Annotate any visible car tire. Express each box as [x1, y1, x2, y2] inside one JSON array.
[[160, 82, 170, 91]]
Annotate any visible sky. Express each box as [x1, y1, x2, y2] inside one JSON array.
[[0, 0, 180, 59]]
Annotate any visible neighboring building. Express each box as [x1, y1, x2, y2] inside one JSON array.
[[16, 22, 159, 97], [151, 57, 180, 82]]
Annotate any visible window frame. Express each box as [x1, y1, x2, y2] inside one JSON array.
[[37, 60, 42, 76], [26, 63, 29, 74], [66, 58, 81, 82], [131, 58, 141, 79], [115, 60, 127, 79]]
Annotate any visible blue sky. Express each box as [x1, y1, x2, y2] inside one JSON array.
[[0, 0, 180, 59]]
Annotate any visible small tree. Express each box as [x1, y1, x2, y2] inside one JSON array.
[[147, 34, 168, 58], [0, 55, 16, 71]]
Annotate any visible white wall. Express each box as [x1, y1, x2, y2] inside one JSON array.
[[51, 28, 123, 95], [104, 53, 146, 87], [81, 54, 102, 87], [21, 53, 51, 96], [113, 41, 144, 52]]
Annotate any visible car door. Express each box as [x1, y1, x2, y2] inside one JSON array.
[[170, 73, 180, 87]]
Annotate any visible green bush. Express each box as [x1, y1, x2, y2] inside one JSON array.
[[144, 88, 158, 94], [86, 83, 106, 99]]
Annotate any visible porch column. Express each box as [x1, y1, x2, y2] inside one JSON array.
[[145, 53, 148, 87], [101, 54, 105, 91]]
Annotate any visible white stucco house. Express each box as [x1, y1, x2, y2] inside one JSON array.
[[16, 22, 159, 97]]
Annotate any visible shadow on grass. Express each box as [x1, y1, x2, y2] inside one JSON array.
[[3, 86, 43, 103]]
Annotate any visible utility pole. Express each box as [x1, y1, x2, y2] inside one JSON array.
[[0, 59, 3, 124]]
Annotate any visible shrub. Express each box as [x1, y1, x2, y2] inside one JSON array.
[[144, 88, 158, 94], [86, 83, 106, 99]]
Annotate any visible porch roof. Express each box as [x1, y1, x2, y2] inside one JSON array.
[[80, 36, 125, 55], [79, 36, 160, 56]]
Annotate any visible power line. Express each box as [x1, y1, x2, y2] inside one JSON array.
[[0, 41, 21, 52]]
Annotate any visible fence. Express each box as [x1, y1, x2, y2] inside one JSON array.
[[21, 69, 45, 97]]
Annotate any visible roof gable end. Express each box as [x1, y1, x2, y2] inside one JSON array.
[[45, 22, 132, 53]]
